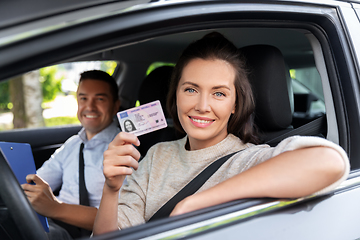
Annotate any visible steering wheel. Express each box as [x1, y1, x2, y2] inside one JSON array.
[[0, 153, 47, 240]]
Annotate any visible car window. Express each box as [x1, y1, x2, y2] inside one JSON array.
[[0, 61, 117, 131], [290, 67, 326, 127], [290, 67, 324, 101]]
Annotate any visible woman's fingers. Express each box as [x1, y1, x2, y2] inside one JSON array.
[[104, 144, 140, 167], [110, 144, 140, 164], [105, 132, 141, 170], [108, 132, 140, 149], [102, 132, 142, 191], [107, 154, 139, 170], [103, 154, 139, 176]]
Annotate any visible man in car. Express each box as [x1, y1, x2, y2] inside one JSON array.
[[22, 70, 121, 239]]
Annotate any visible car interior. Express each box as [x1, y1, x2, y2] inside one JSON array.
[[67, 27, 328, 155], [3, 27, 327, 167], [0, 25, 334, 239], [0, 26, 330, 173]]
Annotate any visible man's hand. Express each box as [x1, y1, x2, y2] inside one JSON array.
[[103, 132, 141, 192], [21, 174, 61, 218]]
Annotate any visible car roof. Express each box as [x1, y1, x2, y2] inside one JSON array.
[[0, 0, 137, 29], [0, 0, 328, 81], [1, 0, 357, 49], [2, 0, 359, 30]]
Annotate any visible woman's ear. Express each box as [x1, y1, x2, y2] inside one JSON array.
[[231, 104, 236, 114]]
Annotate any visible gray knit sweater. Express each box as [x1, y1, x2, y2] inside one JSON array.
[[116, 134, 349, 229]]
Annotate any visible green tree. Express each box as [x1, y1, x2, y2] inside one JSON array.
[[39, 66, 63, 102], [146, 62, 175, 75], [0, 81, 10, 111], [100, 61, 118, 75]]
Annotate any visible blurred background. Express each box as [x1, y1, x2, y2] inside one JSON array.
[[0, 61, 117, 131]]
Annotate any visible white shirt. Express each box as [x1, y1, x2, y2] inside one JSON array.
[[37, 121, 120, 208]]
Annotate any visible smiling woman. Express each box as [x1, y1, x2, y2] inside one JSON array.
[[93, 32, 349, 235], [176, 58, 237, 150]]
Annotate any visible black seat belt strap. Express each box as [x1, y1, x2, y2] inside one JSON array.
[[148, 150, 241, 222], [265, 115, 326, 146], [148, 116, 326, 222]]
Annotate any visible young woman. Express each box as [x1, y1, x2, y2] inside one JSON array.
[[93, 32, 349, 235]]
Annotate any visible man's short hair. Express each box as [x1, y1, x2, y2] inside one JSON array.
[[79, 70, 119, 102]]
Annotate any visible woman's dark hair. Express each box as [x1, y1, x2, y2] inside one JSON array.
[[80, 70, 119, 102], [123, 119, 136, 132], [167, 32, 259, 144]]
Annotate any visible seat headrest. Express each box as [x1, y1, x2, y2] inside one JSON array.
[[138, 66, 174, 118], [240, 45, 293, 131]]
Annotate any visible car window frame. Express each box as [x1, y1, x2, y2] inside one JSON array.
[[1, 1, 360, 238]]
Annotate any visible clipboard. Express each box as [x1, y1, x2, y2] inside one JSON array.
[[0, 142, 49, 232]]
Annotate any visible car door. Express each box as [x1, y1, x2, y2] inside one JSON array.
[[1, 0, 360, 239], [86, 1, 360, 239]]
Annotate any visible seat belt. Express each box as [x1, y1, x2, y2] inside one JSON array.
[[148, 150, 241, 222], [265, 115, 326, 146], [148, 115, 326, 222]]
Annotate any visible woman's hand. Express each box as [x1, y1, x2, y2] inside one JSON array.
[[170, 196, 202, 217], [94, 132, 141, 235], [103, 132, 141, 192]]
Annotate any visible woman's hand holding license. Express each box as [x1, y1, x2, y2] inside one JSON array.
[[103, 132, 141, 192]]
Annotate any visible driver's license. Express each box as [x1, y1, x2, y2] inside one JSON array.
[[117, 100, 167, 136]]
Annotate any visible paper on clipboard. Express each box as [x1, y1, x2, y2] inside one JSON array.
[[0, 142, 49, 232]]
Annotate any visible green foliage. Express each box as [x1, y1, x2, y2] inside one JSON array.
[[289, 69, 296, 79], [0, 66, 62, 110], [146, 62, 175, 76], [44, 116, 80, 127], [40, 66, 63, 102], [0, 80, 10, 110], [101, 61, 118, 75]]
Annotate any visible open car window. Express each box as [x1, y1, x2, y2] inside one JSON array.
[[291, 66, 326, 128], [0, 61, 117, 131]]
